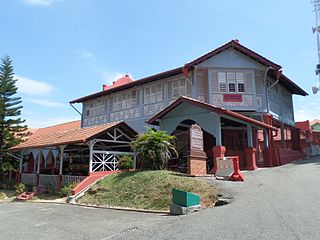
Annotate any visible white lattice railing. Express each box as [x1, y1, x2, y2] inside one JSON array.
[[62, 175, 86, 187], [39, 174, 58, 188], [21, 173, 36, 185]]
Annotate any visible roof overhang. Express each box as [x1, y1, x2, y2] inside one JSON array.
[[10, 121, 137, 152], [147, 96, 277, 131], [70, 40, 307, 103]]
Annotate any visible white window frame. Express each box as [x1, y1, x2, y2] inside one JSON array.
[[218, 71, 246, 93], [144, 83, 163, 104], [168, 78, 191, 99]]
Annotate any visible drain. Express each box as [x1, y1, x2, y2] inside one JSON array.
[[215, 194, 233, 206]]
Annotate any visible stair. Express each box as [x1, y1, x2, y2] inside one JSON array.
[[72, 171, 120, 196], [17, 192, 35, 201], [278, 148, 307, 165]]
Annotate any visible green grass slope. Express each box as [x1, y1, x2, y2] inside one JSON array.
[[78, 170, 217, 211]]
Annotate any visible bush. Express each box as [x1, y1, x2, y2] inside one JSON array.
[[60, 182, 78, 197], [131, 128, 177, 170], [15, 183, 25, 194], [25, 184, 34, 192], [118, 155, 134, 171], [3, 179, 16, 190]]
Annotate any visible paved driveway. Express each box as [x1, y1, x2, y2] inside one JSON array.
[[1, 156, 320, 240]]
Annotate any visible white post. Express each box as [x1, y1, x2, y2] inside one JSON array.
[[59, 145, 66, 175], [88, 140, 96, 173], [216, 116, 222, 146], [264, 129, 269, 149], [37, 149, 42, 174], [247, 125, 253, 148], [19, 150, 24, 174]]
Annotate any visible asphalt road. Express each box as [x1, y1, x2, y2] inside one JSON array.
[[1, 156, 320, 240]]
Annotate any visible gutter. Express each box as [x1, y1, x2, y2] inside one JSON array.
[[70, 103, 82, 116]]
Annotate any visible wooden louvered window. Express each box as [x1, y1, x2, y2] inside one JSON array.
[[144, 83, 163, 104], [111, 90, 138, 111], [218, 72, 227, 92], [168, 78, 192, 100], [236, 72, 245, 92], [217, 71, 250, 93]]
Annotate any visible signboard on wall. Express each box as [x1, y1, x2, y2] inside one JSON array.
[[190, 124, 204, 151]]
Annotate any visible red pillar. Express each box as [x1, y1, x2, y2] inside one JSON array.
[[263, 148, 272, 167], [211, 146, 226, 174], [244, 147, 257, 170]]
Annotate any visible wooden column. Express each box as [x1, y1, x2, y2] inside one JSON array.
[[247, 125, 253, 148], [59, 145, 66, 175], [36, 149, 42, 186], [18, 150, 24, 183], [216, 116, 222, 146], [88, 140, 95, 174], [58, 145, 66, 191], [263, 129, 269, 149]]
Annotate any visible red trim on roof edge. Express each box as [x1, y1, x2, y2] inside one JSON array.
[[70, 40, 307, 103]]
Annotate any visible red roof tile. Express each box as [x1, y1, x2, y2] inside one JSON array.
[[70, 40, 307, 103], [10, 120, 136, 151], [147, 96, 277, 131]]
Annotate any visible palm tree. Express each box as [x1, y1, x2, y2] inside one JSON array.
[[131, 128, 177, 170]]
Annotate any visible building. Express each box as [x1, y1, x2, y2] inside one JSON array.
[[70, 40, 307, 169], [12, 40, 308, 189]]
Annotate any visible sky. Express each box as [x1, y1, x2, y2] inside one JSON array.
[[0, 0, 319, 128]]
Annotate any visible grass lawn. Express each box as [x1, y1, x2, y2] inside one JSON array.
[[0, 189, 16, 202], [78, 170, 217, 211]]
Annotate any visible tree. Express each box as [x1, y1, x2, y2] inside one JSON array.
[[131, 128, 177, 170], [0, 56, 27, 182]]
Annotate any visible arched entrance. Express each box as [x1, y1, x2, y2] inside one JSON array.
[[169, 119, 216, 173]]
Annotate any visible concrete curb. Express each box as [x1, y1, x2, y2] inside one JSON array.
[[71, 202, 170, 215], [16, 198, 171, 214]]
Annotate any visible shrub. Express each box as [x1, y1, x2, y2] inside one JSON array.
[[118, 155, 134, 171], [0, 192, 6, 201], [131, 128, 177, 170], [25, 184, 34, 192], [3, 179, 16, 190], [15, 183, 25, 194], [60, 181, 78, 197]]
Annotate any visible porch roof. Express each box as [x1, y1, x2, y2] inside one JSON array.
[[147, 96, 277, 131], [10, 120, 137, 151]]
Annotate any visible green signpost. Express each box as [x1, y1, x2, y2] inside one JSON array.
[[172, 188, 200, 207]]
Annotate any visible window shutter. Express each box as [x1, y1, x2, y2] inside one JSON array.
[[210, 71, 219, 93], [218, 72, 227, 92], [168, 80, 173, 99], [244, 72, 253, 93], [157, 84, 163, 101], [186, 80, 192, 97]]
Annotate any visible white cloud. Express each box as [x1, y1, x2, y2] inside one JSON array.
[[294, 108, 320, 122], [22, 0, 57, 6], [76, 49, 95, 61], [15, 75, 54, 95], [27, 98, 64, 108], [76, 49, 131, 84]]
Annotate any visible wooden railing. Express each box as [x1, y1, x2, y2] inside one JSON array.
[[21, 173, 36, 185], [62, 175, 86, 187], [39, 174, 58, 188]]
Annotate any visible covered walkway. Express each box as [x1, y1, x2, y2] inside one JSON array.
[[10, 121, 137, 190], [147, 96, 277, 174]]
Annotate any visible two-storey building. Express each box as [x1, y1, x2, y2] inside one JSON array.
[[70, 40, 307, 170], [12, 40, 308, 189]]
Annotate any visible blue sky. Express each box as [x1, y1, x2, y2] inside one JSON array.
[[0, 0, 319, 127]]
